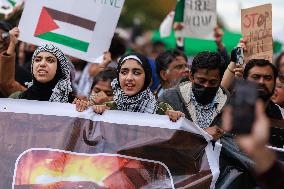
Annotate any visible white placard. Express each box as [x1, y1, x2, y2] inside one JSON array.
[[183, 0, 216, 38], [18, 0, 125, 63]]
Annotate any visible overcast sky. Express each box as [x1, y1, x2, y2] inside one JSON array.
[[217, 0, 284, 39]]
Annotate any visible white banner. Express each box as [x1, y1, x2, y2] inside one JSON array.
[[0, 98, 219, 189]]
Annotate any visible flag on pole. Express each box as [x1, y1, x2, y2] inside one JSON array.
[[174, 0, 185, 23], [159, 11, 175, 38], [0, 0, 20, 7], [19, 0, 125, 63], [0, 0, 23, 15]]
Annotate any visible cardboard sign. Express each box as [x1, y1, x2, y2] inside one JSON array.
[[183, 0, 217, 38], [241, 4, 273, 63], [18, 0, 124, 63]]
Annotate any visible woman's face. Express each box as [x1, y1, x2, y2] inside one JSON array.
[[32, 52, 58, 83], [90, 80, 113, 104], [279, 56, 284, 75], [119, 59, 145, 96], [272, 77, 284, 106]]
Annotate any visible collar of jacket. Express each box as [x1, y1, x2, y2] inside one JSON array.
[[177, 81, 228, 125]]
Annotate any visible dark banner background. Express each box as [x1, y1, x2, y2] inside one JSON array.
[[0, 112, 211, 189]]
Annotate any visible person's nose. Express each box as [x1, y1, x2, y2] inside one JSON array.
[[39, 59, 47, 67], [258, 77, 265, 84], [183, 67, 190, 74], [126, 72, 134, 81], [203, 81, 211, 88]]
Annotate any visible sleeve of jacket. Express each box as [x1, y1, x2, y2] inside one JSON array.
[[159, 88, 192, 121], [212, 87, 231, 127], [218, 47, 230, 67], [0, 52, 26, 97], [158, 89, 177, 108]]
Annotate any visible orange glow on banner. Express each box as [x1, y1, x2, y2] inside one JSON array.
[[14, 150, 151, 188]]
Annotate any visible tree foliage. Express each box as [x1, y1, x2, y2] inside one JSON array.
[[118, 0, 176, 30]]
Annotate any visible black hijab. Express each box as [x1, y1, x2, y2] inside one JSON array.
[[19, 44, 72, 102], [111, 52, 158, 114]]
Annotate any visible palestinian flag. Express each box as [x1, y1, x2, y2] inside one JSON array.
[[34, 6, 96, 52], [0, 98, 221, 189], [174, 0, 185, 22], [0, 0, 22, 16], [6, 0, 17, 7], [18, 0, 125, 63], [2, 0, 21, 7]]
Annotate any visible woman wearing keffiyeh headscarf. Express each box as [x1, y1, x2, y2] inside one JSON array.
[[92, 52, 185, 122], [9, 44, 74, 103]]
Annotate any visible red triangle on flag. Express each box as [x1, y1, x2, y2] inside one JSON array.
[[34, 7, 59, 36]]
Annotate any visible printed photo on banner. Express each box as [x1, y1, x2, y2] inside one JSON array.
[[13, 149, 173, 189]]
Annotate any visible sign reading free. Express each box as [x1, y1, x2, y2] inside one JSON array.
[[183, 0, 217, 38]]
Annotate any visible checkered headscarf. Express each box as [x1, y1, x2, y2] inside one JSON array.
[[29, 44, 72, 103], [112, 53, 158, 114]]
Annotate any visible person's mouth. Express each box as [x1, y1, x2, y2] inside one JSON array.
[[257, 85, 269, 93], [38, 69, 48, 75], [125, 83, 135, 90]]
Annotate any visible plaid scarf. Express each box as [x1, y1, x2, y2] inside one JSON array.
[[111, 78, 158, 114]]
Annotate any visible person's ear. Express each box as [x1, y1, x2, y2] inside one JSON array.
[[189, 71, 194, 81], [160, 70, 168, 81]]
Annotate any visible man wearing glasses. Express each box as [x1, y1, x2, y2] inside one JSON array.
[[155, 49, 190, 97]]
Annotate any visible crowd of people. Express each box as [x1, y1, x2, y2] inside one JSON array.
[[0, 5, 284, 188]]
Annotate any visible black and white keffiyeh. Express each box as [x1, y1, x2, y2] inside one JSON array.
[[26, 44, 72, 103], [111, 78, 158, 114]]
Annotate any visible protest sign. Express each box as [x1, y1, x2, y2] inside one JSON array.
[[0, 98, 220, 189], [183, 0, 217, 38], [241, 4, 273, 63], [18, 0, 124, 63]]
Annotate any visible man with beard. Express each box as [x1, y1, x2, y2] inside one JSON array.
[[155, 49, 190, 97], [243, 59, 284, 149], [243, 59, 283, 120]]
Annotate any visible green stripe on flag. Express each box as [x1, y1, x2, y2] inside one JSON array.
[[7, 0, 16, 7], [174, 0, 185, 22], [37, 32, 89, 52]]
